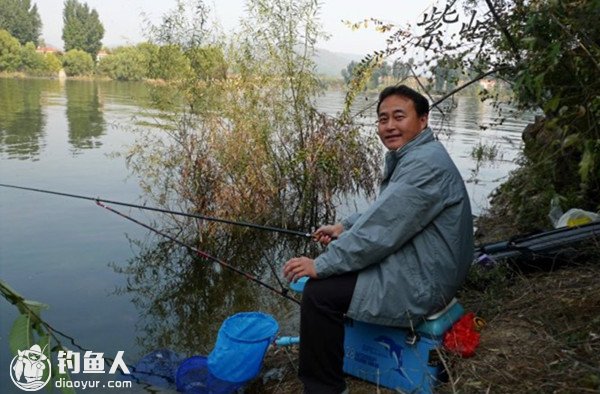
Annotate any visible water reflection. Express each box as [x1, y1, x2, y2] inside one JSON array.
[[113, 223, 306, 356], [0, 79, 47, 160], [96, 80, 153, 110], [65, 81, 105, 152]]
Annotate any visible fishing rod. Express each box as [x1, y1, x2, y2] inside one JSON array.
[[0, 183, 312, 239], [95, 200, 301, 306]]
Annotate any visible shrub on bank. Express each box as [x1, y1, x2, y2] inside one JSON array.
[[43, 53, 62, 75], [0, 29, 21, 72], [20, 42, 46, 74], [62, 49, 94, 77], [0, 30, 61, 76], [97, 46, 148, 81]]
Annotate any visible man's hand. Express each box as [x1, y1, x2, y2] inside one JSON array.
[[313, 223, 344, 246], [283, 257, 317, 282]]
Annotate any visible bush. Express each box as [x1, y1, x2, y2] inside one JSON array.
[[97, 46, 148, 81], [62, 49, 93, 76], [20, 42, 45, 74], [43, 53, 62, 74], [0, 29, 21, 72], [148, 45, 190, 80], [136, 42, 159, 73], [186, 46, 227, 80]]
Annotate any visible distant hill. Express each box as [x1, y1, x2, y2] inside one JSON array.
[[313, 48, 363, 78]]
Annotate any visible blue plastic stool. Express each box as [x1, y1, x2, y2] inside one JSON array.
[[343, 298, 464, 394], [285, 277, 464, 394]]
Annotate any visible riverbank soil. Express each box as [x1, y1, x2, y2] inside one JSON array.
[[438, 259, 600, 393]]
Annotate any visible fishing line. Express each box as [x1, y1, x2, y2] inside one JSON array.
[[0, 183, 312, 239], [95, 200, 301, 306]]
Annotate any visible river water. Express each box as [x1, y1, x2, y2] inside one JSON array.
[[0, 79, 535, 392]]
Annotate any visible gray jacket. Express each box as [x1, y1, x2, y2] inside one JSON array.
[[314, 127, 473, 327]]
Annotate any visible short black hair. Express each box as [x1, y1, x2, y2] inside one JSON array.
[[376, 85, 430, 117]]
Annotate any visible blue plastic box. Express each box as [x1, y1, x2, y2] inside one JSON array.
[[343, 299, 464, 394]]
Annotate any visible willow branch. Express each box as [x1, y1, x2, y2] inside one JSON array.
[[484, 0, 522, 63], [410, 65, 445, 117]]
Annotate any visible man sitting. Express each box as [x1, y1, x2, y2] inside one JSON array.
[[283, 85, 474, 393]]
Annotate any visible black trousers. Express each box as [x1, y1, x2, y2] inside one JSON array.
[[298, 272, 358, 394]]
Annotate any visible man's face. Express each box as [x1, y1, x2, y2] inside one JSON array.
[[377, 95, 428, 151]]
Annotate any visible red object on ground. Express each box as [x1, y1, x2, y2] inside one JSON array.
[[443, 312, 481, 357]]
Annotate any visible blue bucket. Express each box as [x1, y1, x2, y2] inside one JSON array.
[[207, 312, 279, 383]]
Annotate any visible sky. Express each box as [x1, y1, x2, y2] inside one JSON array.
[[36, 0, 430, 55]]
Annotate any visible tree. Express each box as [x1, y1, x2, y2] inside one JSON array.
[[126, 0, 381, 250], [143, 0, 210, 50], [392, 58, 413, 80], [368, 61, 391, 88], [342, 60, 390, 88], [62, 0, 104, 59], [341, 61, 358, 84], [0, 0, 41, 45], [0, 29, 21, 71]]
